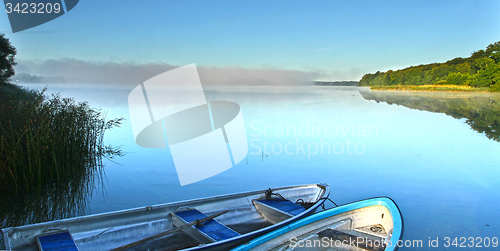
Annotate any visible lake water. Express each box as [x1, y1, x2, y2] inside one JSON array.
[[2, 84, 500, 250]]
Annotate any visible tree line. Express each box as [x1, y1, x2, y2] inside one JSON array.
[[359, 41, 500, 91]]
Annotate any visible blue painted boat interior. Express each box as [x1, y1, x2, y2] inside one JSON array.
[[37, 231, 79, 251], [256, 199, 305, 215], [175, 209, 241, 241]]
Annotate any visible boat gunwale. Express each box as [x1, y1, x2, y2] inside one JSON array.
[[183, 183, 329, 250], [2, 183, 329, 250]]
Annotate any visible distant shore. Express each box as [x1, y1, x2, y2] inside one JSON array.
[[368, 84, 491, 92], [314, 81, 358, 86]]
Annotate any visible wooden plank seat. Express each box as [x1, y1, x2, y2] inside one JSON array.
[[36, 230, 79, 251], [172, 209, 240, 244], [255, 199, 305, 216]]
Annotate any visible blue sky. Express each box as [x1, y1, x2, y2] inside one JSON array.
[[1, 0, 499, 81]]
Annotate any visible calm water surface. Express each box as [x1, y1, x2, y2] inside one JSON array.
[[3, 84, 500, 250]]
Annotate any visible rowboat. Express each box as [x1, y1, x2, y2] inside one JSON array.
[[232, 197, 403, 251], [2, 183, 329, 251]]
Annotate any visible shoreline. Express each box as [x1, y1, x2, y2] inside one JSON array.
[[364, 84, 491, 92]]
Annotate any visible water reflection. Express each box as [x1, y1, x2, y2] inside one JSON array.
[[1, 85, 122, 237], [359, 89, 500, 142], [3, 85, 499, 251], [0, 162, 104, 249]]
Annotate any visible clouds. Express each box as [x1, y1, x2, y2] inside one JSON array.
[[14, 59, 323, 86]]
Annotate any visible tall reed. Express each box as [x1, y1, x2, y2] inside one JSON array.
[[0, 87, 123, 194]]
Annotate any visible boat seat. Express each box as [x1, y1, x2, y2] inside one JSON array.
[[255, 199, 305, 216], [318, 228, 385, 251], [172, 209, 240, 243], [252, 199, 306, 224], [36, 230, 79, 251]]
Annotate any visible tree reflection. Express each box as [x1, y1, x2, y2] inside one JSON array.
[[359, 90, 500, 142]]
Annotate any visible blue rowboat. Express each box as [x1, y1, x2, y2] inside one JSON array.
[[232, 197, 403, 251], [2, 183, 329, 251]]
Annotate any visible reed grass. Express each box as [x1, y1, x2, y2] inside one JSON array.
[[0, 167, 97, 228], [0, 86, 123, 194]]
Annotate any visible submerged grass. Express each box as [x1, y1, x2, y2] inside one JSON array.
[[369, 84, 490, 92], [0, 84, 123, 194], [0, 165, 99, 228]]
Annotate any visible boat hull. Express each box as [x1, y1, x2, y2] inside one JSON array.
[[2, 183, 329, 251], [232, 197, 403, 251]]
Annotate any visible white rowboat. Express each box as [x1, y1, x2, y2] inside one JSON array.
[[2, 183, 329, 251], [232, 197, 403, 251]]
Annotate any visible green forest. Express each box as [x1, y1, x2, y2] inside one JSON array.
[[359, 41, 500, 92]]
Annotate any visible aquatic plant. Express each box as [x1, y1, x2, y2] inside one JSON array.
[[0, 87, 123, 194]]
